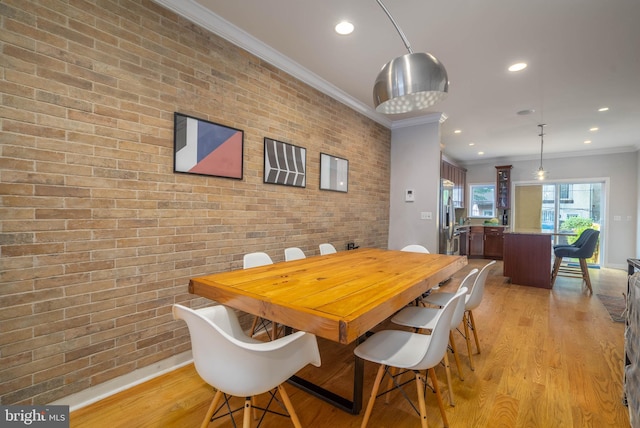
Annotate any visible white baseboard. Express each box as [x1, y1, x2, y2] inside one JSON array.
[[50, 350, 193, 412]]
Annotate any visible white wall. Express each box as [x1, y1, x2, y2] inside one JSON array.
[[387, 121, 441, 251], [637, 150, 640, 258], [465, 151, 638, 269]]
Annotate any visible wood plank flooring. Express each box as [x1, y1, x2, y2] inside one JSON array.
[[70, 260, 630, 427]]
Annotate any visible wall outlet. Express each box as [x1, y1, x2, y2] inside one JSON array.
[[421, 212, 432, 220]]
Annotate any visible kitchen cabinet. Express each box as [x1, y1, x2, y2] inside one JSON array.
[[468, 226, 504, 259], [483, 226, 504, 260], [503, 232, 551, 287], [496, 165, 512, 210], [468, 226, 484, 258], [442, 160, 467, 208], [458, 228, 468, 256]]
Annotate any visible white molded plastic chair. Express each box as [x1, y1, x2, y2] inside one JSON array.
[[243, 252, 273, 269], [319, 243, 337, 255], [400, 244, 430, 253], [243, 252, 278, 339], [401, 244, 431, 304], [284, 247, 306, 261], [423, 260, 496, 370], [173, 304, 320, 428], [391, 268, 478, 406], [354, 287, 467, 428]]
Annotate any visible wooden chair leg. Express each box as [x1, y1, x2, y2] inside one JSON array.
[[252, 396, 258, 420], [580, 258, 594, 294], [551, 256, 563, 286], [384, 367, 397, 404], [449, 331, 464, 381], [468, 310, 481, 354], [242, 397, 251, 428], [415, 372, 429, 428], [428, 367, 449, 428], [250, 316, 260, 336], [361, 365, 386, 428], [442, 352, 455, 406], [201, 390, 223, 428], [463, 313, 475, 371], [277, 384, 302, 428]]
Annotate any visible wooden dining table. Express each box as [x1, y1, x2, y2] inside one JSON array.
[[189, 247, 467, 414]]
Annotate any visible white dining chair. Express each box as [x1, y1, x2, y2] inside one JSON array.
[[243, 252, 278, 339], [243, 252, 273, 269], [319, 243, 337, 255], [173, 304, 320, 428], [354, 287, 467, 428], [391, 268, 478, 406], [400, 244, 430, 253], [423, 260, 496, 370], [284, 247, 306, 261], [401, 243, 431, 304]]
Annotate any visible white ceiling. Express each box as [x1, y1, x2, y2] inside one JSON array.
[[155, 0, 640, 164]]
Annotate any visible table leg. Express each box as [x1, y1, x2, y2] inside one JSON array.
[[287, 335, 366, 415]]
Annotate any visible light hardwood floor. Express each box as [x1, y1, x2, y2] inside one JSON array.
[[70, 260, 630, 427]]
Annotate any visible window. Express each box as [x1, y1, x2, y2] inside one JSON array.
[[559, 184, 574, 203], [468, 184, 495, 218]]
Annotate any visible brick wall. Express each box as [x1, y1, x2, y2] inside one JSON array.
[[0, 0, 391, 404]]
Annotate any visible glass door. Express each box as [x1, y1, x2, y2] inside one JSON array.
[[541, 182, 603, 265]]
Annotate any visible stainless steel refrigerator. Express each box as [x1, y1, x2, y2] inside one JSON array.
[[439, 179, 459, 255]]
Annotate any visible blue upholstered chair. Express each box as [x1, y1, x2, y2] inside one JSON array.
[[551, 229, 600, 294], [553, 228, 596, 250]]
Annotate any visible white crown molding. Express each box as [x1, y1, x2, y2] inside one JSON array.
[[390, 112, 446, 130], [460, 145, 639, 167], [153, 0, 395, 128]]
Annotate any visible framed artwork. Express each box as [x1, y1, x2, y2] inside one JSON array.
[[320, 153, 348, 193], [173, 112, 243, 179], [263, 137, 306, 187]]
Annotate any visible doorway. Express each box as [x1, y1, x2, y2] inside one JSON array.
[[515, 181, 604, 265]]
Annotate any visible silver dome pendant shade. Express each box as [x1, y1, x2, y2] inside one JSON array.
[[373, 0, 449, 114]]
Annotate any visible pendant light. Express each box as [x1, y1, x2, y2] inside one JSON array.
[[536, 124, 548, 180], [373, 0, 449, 114]]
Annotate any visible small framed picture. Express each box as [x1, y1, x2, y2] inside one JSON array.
[[173, 112, 243, 179], [263, 137, 306, 188], [320, 153, 348, 193]]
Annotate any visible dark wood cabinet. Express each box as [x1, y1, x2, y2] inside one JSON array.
[[468, 226, 484, 258], [496, 165, 512, 210], [483, 226, 504, 260], [458, 229, 468, 256], [468, 226, 504, 259], [503, 233, 552, 288], [442, 160, 467, 208]]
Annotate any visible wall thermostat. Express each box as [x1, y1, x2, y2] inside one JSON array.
[[405, 189, 415, 202]]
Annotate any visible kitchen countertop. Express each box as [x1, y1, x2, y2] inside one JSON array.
[[504, 228, 575, 236], [456, 224, 508, 228]]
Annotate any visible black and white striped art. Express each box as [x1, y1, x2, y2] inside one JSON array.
[[263, 138, 306, 188]]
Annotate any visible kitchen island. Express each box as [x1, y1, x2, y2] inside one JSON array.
[[503, 229, 555, 288]]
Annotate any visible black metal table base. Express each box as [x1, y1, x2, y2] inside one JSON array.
[[286, 336, 365, 415]]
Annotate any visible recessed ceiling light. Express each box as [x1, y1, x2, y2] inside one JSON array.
[[589, 127, 599, 132], [454, 129, 462, 134], [478, 151, 484, 155], [468, 142, 475, 146], [508, 62, 527, 72], [517, 108, 535, 116], [335, 21, 354, 35], [598, 107, 609, 112], [584, 140, 592, 144]]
